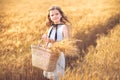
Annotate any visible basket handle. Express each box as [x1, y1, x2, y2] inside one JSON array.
[[38, 39, 49, 49]]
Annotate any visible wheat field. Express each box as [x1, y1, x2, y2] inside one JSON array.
[[0, 0, 120, 80]]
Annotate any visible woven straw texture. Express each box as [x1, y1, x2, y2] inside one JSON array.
[[31, 44, 58, 71]]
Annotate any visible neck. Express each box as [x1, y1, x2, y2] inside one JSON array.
[[54, 21, 62, 24]]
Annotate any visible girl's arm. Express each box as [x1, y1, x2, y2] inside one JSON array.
[[63, 25, 70, 39]]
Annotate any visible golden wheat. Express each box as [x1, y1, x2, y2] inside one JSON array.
[[0, 0, 120, 80]]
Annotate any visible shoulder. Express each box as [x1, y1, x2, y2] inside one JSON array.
[[62, 24, 68, 29], [62, 24, 69, 34], [48, 26, 53, 30], [47, 26, 53, 33], [62, 24, 69, 31]]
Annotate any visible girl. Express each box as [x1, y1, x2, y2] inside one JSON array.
[[42, 6, 70, 80]]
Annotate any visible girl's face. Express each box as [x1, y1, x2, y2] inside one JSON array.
[[49, 9, 62, 24]]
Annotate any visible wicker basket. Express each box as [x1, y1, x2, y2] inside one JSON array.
[[31, 44, 58, 72]]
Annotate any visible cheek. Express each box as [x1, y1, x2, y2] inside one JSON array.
[[55, 15, 62, 20], [50, 14, 62, 21], [59, 15, 62, 20], [58, 14, 62, 18], [49, 16, 53, 20], [50, 16, 54, 21]]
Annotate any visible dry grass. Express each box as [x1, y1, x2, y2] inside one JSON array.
[[50, 39, 80, 57], [62, 24, 120, 80], [0, 0, 120, 80]]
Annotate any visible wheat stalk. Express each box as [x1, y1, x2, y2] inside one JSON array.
[[50, 39, 81, 57]]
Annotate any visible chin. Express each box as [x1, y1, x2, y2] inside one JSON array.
[[52, 19, 59, 23], [53, 21, 60, 24]]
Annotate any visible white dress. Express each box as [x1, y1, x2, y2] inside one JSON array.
[[43, 25, 65, 80]]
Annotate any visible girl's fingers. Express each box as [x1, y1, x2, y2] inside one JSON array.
[[42, 34, 55, 43], [42, 34, 47, 39]]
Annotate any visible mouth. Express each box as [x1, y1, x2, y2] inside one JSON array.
[[53, 18, 58, 21]]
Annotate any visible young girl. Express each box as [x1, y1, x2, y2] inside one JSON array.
[[42, 6, 70, 80]]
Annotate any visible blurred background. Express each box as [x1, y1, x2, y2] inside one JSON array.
[[0, 0, 120, 80]]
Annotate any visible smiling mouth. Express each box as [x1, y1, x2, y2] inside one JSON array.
[[53, 18, 58, 20]]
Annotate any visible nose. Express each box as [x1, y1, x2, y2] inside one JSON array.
[[53, 15, 57, 18]]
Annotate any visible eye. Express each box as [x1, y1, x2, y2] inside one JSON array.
[[55, 13, 59, 15], [50, 14, 54, 17]]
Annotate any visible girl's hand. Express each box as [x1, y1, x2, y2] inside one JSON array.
[[42, 34, 55, 43], [42, 34, 48, 42], [46, 38, 55, 43]]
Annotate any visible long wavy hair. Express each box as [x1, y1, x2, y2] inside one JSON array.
[[46, 6, 70, 27]]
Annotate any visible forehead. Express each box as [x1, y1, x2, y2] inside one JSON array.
[[49, 9, 60, 15]]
